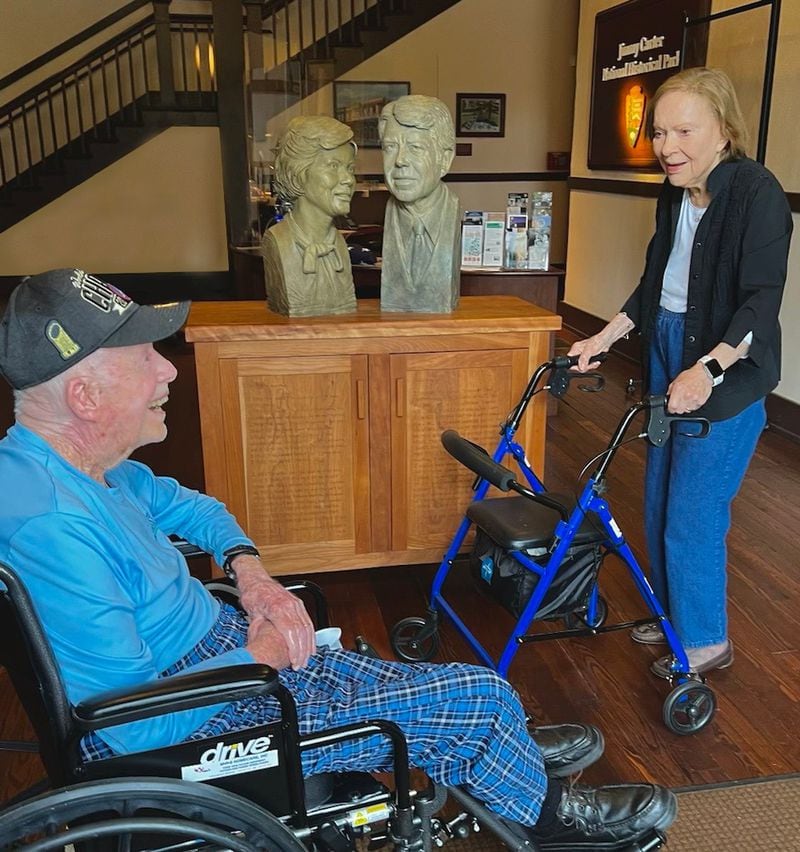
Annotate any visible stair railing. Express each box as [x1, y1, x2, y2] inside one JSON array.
[[0, 0, 407, 198], [0, 14, 216, 196], [256, 0, 386, 82]]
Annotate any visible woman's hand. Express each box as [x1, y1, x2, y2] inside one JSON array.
[[232, 556, 316, 670], [567, 312, 635, 372], [567, 336, 609, 372], [666, 364, 713, 414]]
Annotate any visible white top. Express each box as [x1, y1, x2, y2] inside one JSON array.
[[660, 190, 707, 313]]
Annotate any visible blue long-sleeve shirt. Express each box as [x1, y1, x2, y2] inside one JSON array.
[[0, 424, 256, 754]]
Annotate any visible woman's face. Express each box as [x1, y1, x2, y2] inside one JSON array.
[[301, 143, 356, 218], [651, 90, 729, 195]]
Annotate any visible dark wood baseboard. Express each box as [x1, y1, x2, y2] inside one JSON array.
[[559, 300, 800, 443], [0, 271, 235, 306], [765, 392, 800, 443]]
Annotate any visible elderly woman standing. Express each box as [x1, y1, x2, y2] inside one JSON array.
[[569, 68, 792, 677], [261, 116, 357, 317]]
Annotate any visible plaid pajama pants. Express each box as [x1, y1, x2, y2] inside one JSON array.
[[82, 604, 547, 825]]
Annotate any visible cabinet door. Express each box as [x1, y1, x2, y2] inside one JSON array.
[[218, 354, 371, 571], [390, 348, 530, 551]]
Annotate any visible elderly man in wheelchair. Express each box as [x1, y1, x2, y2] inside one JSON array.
[[0, 270, 676, 851]]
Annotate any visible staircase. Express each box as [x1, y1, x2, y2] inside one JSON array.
[[0, 0, 463, 234]]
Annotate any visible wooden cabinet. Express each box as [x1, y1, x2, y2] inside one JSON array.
[[185, 297, 560, 575]]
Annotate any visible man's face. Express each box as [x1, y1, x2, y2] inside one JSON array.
[[93, 343, 178, 457], [301, 143, 356, 218], [381, 117, 445, 204]]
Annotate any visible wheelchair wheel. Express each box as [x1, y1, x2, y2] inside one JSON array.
[[563, 595, 608, 630], [0, 776, 307, 852], [390, 616, 439, 662], [663, 679, 716, 735]]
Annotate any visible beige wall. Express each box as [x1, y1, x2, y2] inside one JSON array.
[[0, 127, 228, 275], [565, 0, 800, 404]]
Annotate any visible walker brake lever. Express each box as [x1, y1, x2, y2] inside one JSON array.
[[549, 353, 607, 398], [644, 395, 711, 447]]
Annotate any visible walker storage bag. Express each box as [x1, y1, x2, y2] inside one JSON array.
[[469, 530, 602, 619]]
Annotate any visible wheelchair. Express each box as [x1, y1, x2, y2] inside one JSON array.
[[390, 355, 717, 736], [0, 557, 580, 852]]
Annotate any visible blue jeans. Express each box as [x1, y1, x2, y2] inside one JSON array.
[[644, 307, 766, 648]]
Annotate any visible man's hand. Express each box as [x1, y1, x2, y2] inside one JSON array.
[[230, 555, 315, 670], [246, 615, 292, 670], [666, 364, 712, 414]]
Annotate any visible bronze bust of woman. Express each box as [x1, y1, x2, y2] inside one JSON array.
[[261, 116, 358, 317]]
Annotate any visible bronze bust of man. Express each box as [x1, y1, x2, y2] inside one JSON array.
[[379, 95, 460, 313], [261, 116, 358, 317]]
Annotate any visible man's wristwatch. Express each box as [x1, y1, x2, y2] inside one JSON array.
[[698, 356, 725, 387], [221, 544, 260, 581]]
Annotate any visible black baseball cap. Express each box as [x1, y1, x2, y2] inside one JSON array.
[[0, 269, 190, 390]]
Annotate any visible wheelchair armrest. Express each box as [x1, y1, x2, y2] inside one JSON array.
[[73, 663, 281, 730]]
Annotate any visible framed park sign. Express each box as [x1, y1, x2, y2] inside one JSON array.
[[588, 0, 709, 170]]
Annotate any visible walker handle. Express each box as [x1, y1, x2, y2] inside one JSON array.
[[645, 395, 712, 447], [549, 353, 607, 398], [441, 430, 516, 491]]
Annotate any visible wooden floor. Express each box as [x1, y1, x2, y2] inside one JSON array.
[[2, 336, 799, 804]]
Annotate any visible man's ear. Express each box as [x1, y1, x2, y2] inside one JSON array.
[[439, 147, 455, 177], [64, 375, 102, 421]]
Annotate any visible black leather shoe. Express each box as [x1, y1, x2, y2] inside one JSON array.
[[530, 723, 605, 778], [532, 782, 677, 850]]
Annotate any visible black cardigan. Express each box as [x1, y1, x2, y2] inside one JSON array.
[[621, 157, 792, 421]]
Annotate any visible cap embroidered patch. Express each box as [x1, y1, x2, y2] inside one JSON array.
[[46, 320, 81, 360], [71, 269, 133, 315]]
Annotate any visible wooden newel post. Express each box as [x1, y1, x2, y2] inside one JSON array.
[[152, 0, 176, 108]]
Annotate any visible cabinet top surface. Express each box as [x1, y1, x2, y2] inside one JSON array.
[[185, 296, 560, 343]]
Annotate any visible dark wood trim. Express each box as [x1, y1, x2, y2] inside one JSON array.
[[0, 0, 151, 91], [567, 177, 662, 198], [765, 392, 800, 444], [569, 178, 800, 210], [212, 0, 251, 246], [356, 172, 569, 184], [0, 272, 235, 306], [559, 300, 800, 443]]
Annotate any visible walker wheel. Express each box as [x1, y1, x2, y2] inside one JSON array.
[[663, 679, 716, 735], [564, 595, 608, 630], [390, 617, 439, 662]]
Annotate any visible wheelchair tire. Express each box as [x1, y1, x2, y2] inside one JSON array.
[[563, 595, 608, 630], [0, 776, 307, 852], [390, 616, 440, 662], [663, 679, 716, 735]]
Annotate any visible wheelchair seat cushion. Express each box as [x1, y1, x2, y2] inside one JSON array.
[[466, 495, 605, 551]]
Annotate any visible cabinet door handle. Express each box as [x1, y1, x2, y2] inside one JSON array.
[[395, 377, 405, 417], [356, 379, 366, 420]]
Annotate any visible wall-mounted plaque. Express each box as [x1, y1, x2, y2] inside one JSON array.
[[588, 0, 709, 171]]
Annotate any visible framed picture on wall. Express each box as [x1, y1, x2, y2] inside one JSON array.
[[333, 80, 410, 148], [455, 93, 506, 137]]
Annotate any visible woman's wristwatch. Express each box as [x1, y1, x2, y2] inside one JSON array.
[[221, 544, 261, 581], [698, 355, 725, 387]]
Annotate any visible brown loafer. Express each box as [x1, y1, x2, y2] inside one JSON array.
[[650, 641, 734, 680]]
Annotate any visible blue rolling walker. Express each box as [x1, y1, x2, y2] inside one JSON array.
[[390, 354, 717, 735]]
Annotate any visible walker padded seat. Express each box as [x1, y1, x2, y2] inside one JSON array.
[[466, 495, 605, 551]]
